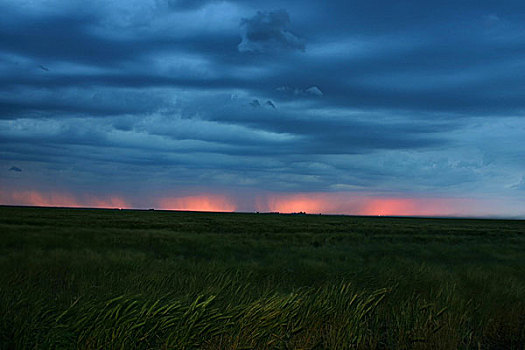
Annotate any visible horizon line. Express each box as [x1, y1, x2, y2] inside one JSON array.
[[2, 204, 524, 221]]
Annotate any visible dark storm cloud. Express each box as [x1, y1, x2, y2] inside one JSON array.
[[202, 107, 454, 155], [0, 10, 132, 65], [276, 86, 323, 97], [238, 10, 305, 52], [299, 0, 525, 36], [0, 90, 170, 119], [0, 0, 524, 214], [265, 100, 276, 109], [166, 0, 214, 10], [2, 1, 525, 116]]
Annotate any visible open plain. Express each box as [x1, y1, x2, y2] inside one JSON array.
[[1, 206, 524, 349]]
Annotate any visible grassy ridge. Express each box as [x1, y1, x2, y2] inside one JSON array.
[[0, 206, 524, 349]]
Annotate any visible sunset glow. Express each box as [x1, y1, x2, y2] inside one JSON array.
[[256, 193, 474, 217], [157, 195, 237, 212], [1, 189, 508, 218], [258, 194, 324, 214], [0, 190, 130, 209], [359, 198, 452, 217]]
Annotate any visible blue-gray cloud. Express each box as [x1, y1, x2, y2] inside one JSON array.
[[512, 176, 525, 190], [166, 0, 215, 10], [238, 10, 305, 52]]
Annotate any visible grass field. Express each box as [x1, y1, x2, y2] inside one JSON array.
[[0, 206, 524, 349]]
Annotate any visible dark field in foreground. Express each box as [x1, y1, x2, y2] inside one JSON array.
[[0, 206, 524, 349]]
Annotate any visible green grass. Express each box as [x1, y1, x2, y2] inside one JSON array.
[[1, 206, 524, 349]]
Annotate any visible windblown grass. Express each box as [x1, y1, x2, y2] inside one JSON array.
[[0, 207, 524, 348]]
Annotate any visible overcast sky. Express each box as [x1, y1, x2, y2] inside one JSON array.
[[1, 0, 524, 217]]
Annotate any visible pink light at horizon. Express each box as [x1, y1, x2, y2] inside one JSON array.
[[0, 189, 517, 217], [256, 193, 477, 217], [0, 190, 130, 209], [359, 197, 453, 216], [157, 195, 236, 212], [258, 194, 324, 213]]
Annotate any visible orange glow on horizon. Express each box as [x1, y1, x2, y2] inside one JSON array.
[[0, 189, 498, 217], [359, 198, 451, 216], [0, 190, 130, 209], [157, 195, 236, 212], [257, 193, 472, 217], [258, 194, 324, 213]]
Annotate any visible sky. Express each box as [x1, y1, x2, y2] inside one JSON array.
[[1, 0, 524, 217]]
